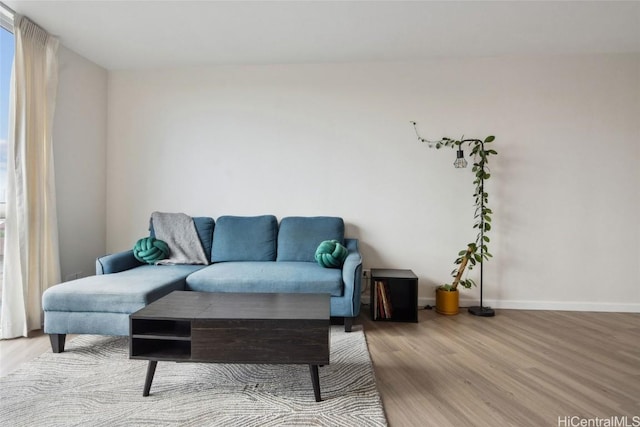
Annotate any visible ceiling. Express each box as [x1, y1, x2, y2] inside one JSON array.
[[4, 1, 640, 70]]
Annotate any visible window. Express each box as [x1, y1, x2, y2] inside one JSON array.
[[1, 10, 12, 206], [0, 5, 13, 310]]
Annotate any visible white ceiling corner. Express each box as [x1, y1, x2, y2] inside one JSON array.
[[4, 0, 640, 70]]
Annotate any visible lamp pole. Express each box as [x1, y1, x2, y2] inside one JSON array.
[[467, 138, 494, 317]]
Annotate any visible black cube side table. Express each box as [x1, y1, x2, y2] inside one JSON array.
[[370, 269, 418, 322]]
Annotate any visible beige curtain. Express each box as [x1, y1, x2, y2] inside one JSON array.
[[0, 15, 61, 339]]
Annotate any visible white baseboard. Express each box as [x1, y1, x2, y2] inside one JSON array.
[[416, 297, 640, 313], [361, 291, 640, 313]]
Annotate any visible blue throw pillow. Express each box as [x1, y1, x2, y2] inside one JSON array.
[[133, 237, 169, 264], [315, 240, 348, 268]]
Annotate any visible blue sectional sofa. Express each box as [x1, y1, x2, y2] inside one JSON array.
[[42, 215, 363, 352]]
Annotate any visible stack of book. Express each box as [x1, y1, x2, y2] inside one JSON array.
[[373, 280, 393, 320]]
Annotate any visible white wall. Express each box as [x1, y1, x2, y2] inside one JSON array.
[[54, 46, 108, 281], [107, 53, 640, 311]]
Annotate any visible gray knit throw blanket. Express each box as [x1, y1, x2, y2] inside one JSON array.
[[150, 212, 208, 265]]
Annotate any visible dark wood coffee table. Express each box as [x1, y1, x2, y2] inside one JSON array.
[[129, 291, 330, 401]]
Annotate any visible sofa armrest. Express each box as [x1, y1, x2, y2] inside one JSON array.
[[342, 238, 363, 316], [95, 250, 143, 275]]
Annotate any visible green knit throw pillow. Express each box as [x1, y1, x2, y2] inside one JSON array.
[[314, 240, 348, 269], [133, 237, 170, 264]]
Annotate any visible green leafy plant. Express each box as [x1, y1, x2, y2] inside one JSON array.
[[411, 122, 497, 291]]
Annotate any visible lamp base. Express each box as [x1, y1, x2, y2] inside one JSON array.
[[468, 306, 495, 317]]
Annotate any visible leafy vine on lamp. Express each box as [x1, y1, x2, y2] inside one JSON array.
[[411, 121, 497, 317]]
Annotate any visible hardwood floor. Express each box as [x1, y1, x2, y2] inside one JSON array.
[[0, 329, 52, 378], [360, 307, 640, 427], [1, 309, 639, 426]]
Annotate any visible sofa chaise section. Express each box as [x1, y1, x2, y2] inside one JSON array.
[[42, 264, 204, 352], [42, 216, 215, 352]]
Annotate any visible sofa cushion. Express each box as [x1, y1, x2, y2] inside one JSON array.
[[185, 262, 343, 297], [211, 215, 278, 262], [193, 217, 215, 261], [43, 265, 203, 314], [277, 216, 345, 262], [150, 216, 215, 262]]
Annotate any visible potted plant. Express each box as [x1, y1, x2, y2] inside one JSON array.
[[411, 122, 497, 316], [434, 245, 472, 315]]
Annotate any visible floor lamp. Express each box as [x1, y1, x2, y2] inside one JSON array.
[[456, 141, 495, 318], [412, 122, 496, 317]]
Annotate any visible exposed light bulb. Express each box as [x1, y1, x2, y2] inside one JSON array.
[[454, 149, 468, 168]]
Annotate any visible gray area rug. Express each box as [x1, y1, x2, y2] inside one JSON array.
[[0, 326, 387, 426]]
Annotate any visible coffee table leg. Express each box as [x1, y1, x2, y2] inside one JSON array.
[[309, 364, 321, 402], [143, 361, 158, 397]]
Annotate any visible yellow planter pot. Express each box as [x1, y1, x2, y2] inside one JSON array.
[[435, 288, 459, 315]]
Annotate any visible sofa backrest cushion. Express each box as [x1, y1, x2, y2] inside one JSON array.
[[212, 215, 278, 262], [150, 216, 215, 262], [277, 216, 345, 262], [193, 217, 215, 261]]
